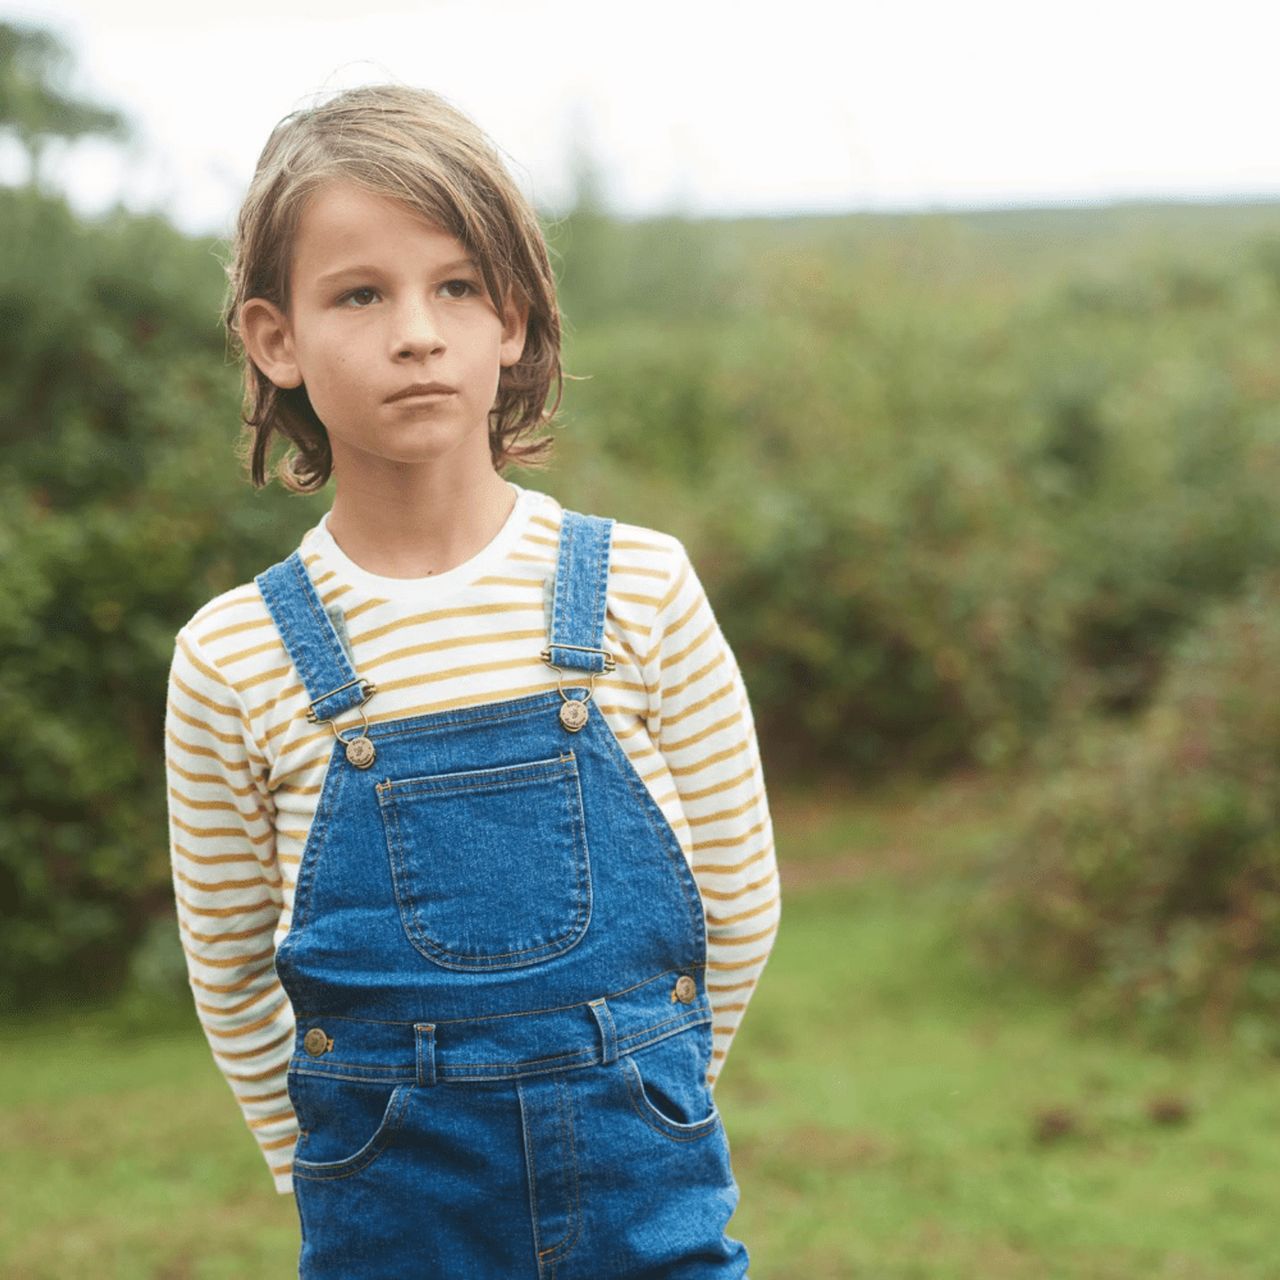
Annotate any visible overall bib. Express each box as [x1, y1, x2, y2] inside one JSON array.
[[255, 509, 751, 1279]]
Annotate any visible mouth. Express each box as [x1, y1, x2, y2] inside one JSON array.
[[386, 385, 457, 403]]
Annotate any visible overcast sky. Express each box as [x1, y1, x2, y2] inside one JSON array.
[[3, 0, 1278, 238]]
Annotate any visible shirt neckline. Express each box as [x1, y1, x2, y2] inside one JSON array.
[[305, 480, 541, 606]]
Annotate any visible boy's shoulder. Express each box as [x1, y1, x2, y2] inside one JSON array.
[[549, 493, 687, 574], [606, 515, 684, 560], [175, 580, 273, 651], [173, 521, 326, 650], [544, 494, 694, 622]]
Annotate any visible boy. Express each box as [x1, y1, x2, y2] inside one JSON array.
[[166, 82, 779, 1277]]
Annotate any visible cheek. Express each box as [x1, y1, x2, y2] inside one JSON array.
[[324, 349, 367, 389]]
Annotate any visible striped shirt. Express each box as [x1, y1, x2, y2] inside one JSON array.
[[164, 480, 780, 1195]]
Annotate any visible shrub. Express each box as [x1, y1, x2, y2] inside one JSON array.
[[969, 567, 1280, 1051]]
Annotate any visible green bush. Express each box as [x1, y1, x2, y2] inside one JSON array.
[[0, 186, 322, 1009], [969, 567, 1280, 1051], [556, 211, 1280, 778]]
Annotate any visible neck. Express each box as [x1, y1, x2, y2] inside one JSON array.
[[324, 460, 517, 580]]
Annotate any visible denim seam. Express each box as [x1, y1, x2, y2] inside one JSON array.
[[285, 1011, 710, 1082], [590, 517, 610, 662], [282, 969, 700, 1054], [588, 707, 707, 946], [287, 553, 360, 712], [267, 563, 326, 718], [290, 1059, 414, 1080], [378, 769, 577, 802], [289, 966, 694, 1029], [370, 688, 570, 742], [546, 512, 613, 674], [274, 737, 344, 1008], [439, 1049, 597, 1079], [416, 1024, 437, 1088], [616, 1008, 713, 1047], [588, 998, 619, 1065], [376, 753, 574, 797], [551, 513, 572, 665], [537, 1074, 583, 1261], [562, 1075, 583, 1258], [534, 1080, 569, 1258], [515, 1078, 546, 1265], [567, 755, 593, 953], [290, 1067, 417, 1084], [442, 1044, 599, 1071]]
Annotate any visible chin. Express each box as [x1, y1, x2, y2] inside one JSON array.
[[339, 432, 460, 465], [374, 446, 460, 467], [328, 419, 484, 472]]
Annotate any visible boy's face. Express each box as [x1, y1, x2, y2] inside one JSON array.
[[240, 179, 528, 477]]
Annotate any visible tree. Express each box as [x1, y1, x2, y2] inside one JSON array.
[[0, 21, 130, 194]]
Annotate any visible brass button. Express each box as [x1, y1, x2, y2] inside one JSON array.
[[673, 975, 697, 1004], [559, 699, 589, 732], [303, 1027, 330, 1057]]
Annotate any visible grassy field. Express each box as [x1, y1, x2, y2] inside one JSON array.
[[3, 768, 1278, 1278]]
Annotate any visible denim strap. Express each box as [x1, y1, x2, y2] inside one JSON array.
[[256, 550, 373, 724], [545, 510, 615, 674]]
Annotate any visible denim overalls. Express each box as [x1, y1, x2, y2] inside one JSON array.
[[255, 509, 750, 1279]]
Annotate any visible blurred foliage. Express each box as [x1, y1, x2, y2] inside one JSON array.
[[0, 183, 326, 1009], [4, 32, 1280, 1037], [548, 202, 1280, 780], [0, 20, 129, 192], [970, 567, 1280, 1051]]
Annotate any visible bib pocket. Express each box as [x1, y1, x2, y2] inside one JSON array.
[[375, 752, 592, 971]]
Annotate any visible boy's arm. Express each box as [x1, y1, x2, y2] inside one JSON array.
[[164, 625, 297, 1195], [643, 539, 781, 1088]]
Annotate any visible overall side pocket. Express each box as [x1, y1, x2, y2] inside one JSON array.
[[289, 1068, 413, 1181], [619, 1023, 722, 1143]]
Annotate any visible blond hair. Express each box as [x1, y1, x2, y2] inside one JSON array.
[[220, 83, 561, 492]]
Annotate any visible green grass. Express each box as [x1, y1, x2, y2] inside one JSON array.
[[723, 772, 1280, 1278], [4, 769, 1279, 1277]]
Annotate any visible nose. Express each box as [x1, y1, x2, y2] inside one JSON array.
[[394, 296, 446, 360]]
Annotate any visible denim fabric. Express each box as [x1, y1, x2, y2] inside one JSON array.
[[255, 509, 750, 1278]]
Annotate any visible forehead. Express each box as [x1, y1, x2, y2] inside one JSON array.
[[291, 180, 466, 276]]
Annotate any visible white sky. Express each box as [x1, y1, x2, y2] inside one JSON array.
[[3, 0, 1278, 238]]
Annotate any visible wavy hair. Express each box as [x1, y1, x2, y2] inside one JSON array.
[[220, 83, 562, 492]]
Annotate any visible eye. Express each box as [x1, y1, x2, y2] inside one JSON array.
[[337, 280, 477, 308]]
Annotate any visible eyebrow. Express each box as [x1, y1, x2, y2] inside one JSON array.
[[316, 257, 478, 285]]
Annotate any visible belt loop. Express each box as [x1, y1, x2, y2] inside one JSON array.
[[587, 997, 618, 1065], [416, 1023, 437, 1087]]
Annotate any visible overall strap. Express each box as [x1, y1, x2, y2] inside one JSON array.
[[255, 550, 376, 724], [543, 510, 616, 675]]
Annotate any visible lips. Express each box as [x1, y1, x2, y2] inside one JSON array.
[[386, 383, 456, 402]]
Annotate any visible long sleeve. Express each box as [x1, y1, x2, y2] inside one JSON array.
[[643, 540, 781, 1088], [164, 624, 298, 1195]]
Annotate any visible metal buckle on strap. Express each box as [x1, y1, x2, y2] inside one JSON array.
[[540, 645, 614, 733], [305, 677, 378, 724], [539, 644, 616, 672]]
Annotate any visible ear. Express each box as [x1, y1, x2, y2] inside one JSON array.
[[498, 287, 530, 369], [239, 297, 304, 389]]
